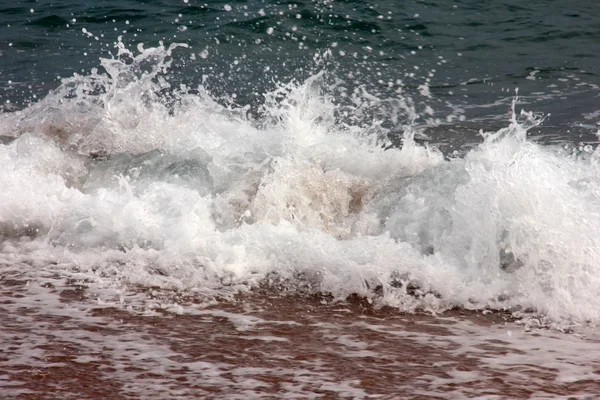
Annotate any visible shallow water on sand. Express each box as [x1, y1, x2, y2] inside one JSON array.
[[1, 274, 600, 399]]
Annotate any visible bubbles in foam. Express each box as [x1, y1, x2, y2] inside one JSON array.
[[0, 43, 599, 327]]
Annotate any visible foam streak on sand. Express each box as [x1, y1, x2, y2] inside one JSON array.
[[1, 282, 599, 399]]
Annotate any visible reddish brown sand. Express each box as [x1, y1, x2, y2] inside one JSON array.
[[1, 277, 600, 399]]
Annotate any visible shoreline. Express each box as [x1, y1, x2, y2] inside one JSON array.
[[2, 281, 599, 399]]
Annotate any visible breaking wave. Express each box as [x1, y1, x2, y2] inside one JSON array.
[[1, 43, 599, 326]]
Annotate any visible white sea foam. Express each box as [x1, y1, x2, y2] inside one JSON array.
[[0, 43, 599, 326]]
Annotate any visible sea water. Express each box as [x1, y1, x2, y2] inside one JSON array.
[[1, 1, 599, 398]]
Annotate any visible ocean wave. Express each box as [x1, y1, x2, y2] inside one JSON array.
[[0, 43, 599, 326]]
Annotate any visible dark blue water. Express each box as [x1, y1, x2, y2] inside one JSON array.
[[1, 0, 599, 145]]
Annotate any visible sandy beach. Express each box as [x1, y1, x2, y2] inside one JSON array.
[[2, 275, 599, 399]]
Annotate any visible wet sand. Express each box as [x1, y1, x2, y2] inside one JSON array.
[[1, 275, 600, 399]]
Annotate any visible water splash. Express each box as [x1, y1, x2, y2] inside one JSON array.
[[0, 43, 599, 327]]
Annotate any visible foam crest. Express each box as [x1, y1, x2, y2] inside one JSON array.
[[0, 44, 599, 326]]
